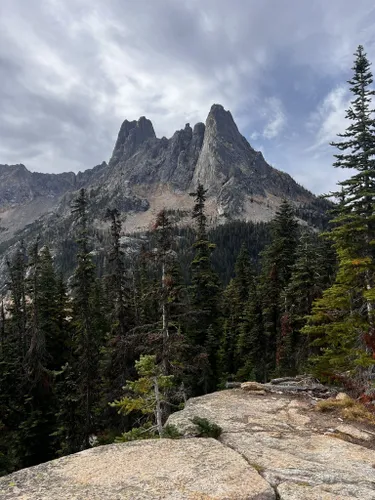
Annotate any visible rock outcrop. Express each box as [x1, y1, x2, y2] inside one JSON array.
[[0, 164, 77, 208], [0, 438, 275, 500], [167, 389, 375, 499], [2, 388, 375, 499], [110, 116, 156, 166]]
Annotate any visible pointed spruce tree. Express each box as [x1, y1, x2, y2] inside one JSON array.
[[189, 184, 221, 391], [303, 46, 375, 385], [219, 244, 255, 381], [258, 200, 299, 379], [58, 188, 104, 452]]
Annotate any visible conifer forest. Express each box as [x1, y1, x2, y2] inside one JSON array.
[[1, 45, 375, 475]]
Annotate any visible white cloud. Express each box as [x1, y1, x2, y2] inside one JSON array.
[[262, 98, 287, 139], [307, 85, 350, 151], [0, 0, 375, 194]]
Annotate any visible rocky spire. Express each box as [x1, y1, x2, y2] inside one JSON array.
[[205, 104, 243, 142], [109, 116, 156, 166], [192, 104, 256, 195]]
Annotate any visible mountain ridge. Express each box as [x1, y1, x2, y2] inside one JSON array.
[[0, 104, 329, 270]]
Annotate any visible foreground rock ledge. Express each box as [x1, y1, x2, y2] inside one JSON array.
[[0, 438, 275, 500], [167, 389, 375, 499]]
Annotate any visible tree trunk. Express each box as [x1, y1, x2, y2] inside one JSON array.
[[153, 376, 163, 437], [161, 261, 169, 376]]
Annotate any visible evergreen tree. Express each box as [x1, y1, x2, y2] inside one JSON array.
[[6, 241, 28, 362], [0, 242, 67, 471], [101, 209, 132, 421], [110, 355, 174, 440], [189, 185, 221, 391], [258, 200, 299, 379], [282, 232, 336, 374], [236, 279, 264, 382], [189, 185, 221, 343], [0, 243, 28, 473], [18, 240, 56, 468], [304, 46, 375, 386], [59, 188, 104, 452], [219, 245, 255, 380], [154, 209, 174, 376]]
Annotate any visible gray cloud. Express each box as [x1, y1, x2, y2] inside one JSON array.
[[0, 0, 375, 192]]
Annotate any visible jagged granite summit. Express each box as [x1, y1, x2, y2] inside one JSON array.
[[103, 104, 316, 227], [0, 104, 327, 268]]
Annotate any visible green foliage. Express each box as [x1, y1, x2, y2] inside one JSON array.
[[0, 146, 346, 476], [188, 185, 222, 392], [303, 45, 375, 384], [190, 416, 222, 439], [258, 200, 299, 379], [110, 355, 174, 438], [115, 423, 155, 442], [162, 424, 182, 439]]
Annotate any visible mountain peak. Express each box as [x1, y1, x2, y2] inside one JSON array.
[[109, 115, 156, 166], [205, 104, 241, 142], [209, 103, 225, 114]]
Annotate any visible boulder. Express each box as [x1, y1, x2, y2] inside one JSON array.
[[222, 432, 375, 496], [0, 438, 275, 500], [241, 381, 269, 392], [167, 389, 375, 499], [277, 481, 375, 499], [336, 392, 350, 401], [335, 424, 375, 442], [3, 388, 375, 499]]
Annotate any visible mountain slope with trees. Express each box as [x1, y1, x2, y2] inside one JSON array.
[[1, 45, 375, 478]]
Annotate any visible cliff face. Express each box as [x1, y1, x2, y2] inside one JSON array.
[[0, 104, 328, 269], [0, 164, 76, 207], [105, 103, 315, 221], [1, 386, 374, 499]]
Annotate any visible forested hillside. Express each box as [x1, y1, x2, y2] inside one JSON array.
[[1, 45, 375, 477]]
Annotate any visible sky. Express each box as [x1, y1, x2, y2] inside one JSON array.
[[1, 0, 375, 195]]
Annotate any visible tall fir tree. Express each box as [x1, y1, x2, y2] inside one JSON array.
[[304, 46, 375, 385], [58, 188, 104, 452], [189, 184, 221, 391], [281, 231, 336, 374], [0, 242, 29, 472], [258, 200, 299, 379], [219, 244, 255, 380], [101, 209, 132, 417], [236, 278, 264, 381], [189, 185, 221, 342]]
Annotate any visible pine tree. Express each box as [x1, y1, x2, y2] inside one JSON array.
[[219, 245, 255, 380], [105, 209, 129, 339], [258, 200, 299, 379], [59, 188, 104, 452], [189, 185, 221, 391], [189, 185, 221, 345], [236, 279, 264, 382], [6, 241, 28, 362], [101, 208, 133, 422], [282, 232, 336, 374], [0, 242, 68, 471], [0, 243, 28, 472], [110, 355, 174, 440], [154, 209, 174, 376], [304, 46, 375, 386], [17, 240, 56, 468], [38, 255, 70, 372]]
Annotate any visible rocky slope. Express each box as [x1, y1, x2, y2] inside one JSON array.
[[0, 104, 326, 241], [0, 104, 330, 287], [1, 385, 374, 499]]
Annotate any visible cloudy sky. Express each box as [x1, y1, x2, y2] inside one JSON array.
[[1, 0, 375, 194]]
